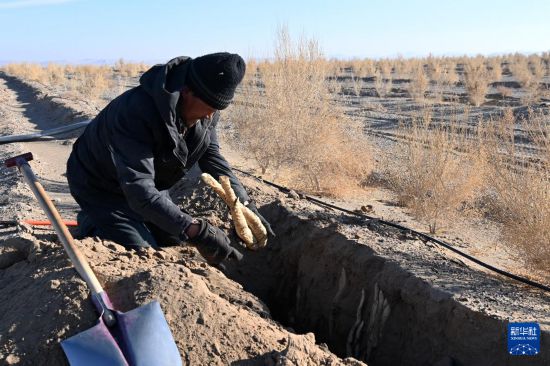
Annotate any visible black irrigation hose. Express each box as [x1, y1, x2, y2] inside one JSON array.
[[234, 167, 550, 293]]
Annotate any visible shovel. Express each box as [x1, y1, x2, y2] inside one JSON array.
[[5, 152, 182, 366]]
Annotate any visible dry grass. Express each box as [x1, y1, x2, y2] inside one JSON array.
[[2, 61, 149, 104], [4, 63, 48, 83], [227, 27, 372, 196], [114, 58, 149, 78]]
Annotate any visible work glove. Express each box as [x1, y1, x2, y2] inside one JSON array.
[[189, 219, 243, 266], [245, 201, 275, 237]]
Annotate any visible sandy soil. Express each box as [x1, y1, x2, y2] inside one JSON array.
[[0, 71, 548, 366]]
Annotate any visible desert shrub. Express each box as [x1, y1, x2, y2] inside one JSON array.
[[393, 57, 414, 78], [486, 56, 502, 81], [114, 58, 149, 78], [2, 62, 115, 102], [497, 85, 512, 99], [408, 60, 428, 101], [435, 61, 459, 102], [509, 55, 544, 104], [462, 56, 491, 107], [227, 27, 372, 196], [45, 63, 66, 86], [69, 65, 112, 99], [373, 69, 392, 98], [347, 58, 376, 80], [423, 57, 458, 101], [376, 59, 392, 76], [426, 57, 442, 83], [478, 109, 550, 275], [382, 106, 486, 233], [324, 58, 346, 78], [4, 63, 47, 83], [359, 59, 376, 78], [350, 70, 363, 97], [542, 51, 550, 72]]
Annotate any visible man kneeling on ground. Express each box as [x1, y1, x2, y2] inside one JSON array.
[[66, 53, 274, 267]]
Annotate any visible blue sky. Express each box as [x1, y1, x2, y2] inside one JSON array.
[[0, 0, 549, 64]]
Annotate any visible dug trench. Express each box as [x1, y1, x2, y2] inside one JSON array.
[[175, 172, 550, 366]]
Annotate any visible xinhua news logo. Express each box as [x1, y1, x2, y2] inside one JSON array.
[[508, 322, 540, 356]]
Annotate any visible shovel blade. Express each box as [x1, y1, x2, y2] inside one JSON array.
[[116, 301, 181, 366], [61, 301, 180, 366], [61, 318, 128, 366]]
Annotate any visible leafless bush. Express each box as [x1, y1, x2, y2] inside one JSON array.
[[43, 63, 64, 86], [408, 60, 429, 101], [227, 27, 372, 196], [463, 57, 491, 106], [374, 69, 392, 98], [542, 51, 550, 73], [350, 71, 363, 97], [486, 57, 502, 81], [424, 58, 459, 101], [3, 63, 117, 103], [426, 57, 442, 82], [114, 58, 149, 78], [381, 107, 485, 233], [4, 63, 48, 83], [497, 85, 512, 99], [393, 56, 414, 78], [478, 109, 550, 275], [376, 59, 392, 76], [348, 58, 373, 79], [359, 59, 376, 78], [509, 55, 544, 104], [63, 65, 112, 100]]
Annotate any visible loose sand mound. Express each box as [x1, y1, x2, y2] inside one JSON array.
[[0, 226, 364, 365]]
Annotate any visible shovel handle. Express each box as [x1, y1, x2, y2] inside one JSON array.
[[17, 162, 104, 295]]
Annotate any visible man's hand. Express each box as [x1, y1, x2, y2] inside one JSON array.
[[245, 202, 275, 237], [187, 219, 242, 266]]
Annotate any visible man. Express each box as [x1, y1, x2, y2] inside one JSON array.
[[66, 53, 273, 267]]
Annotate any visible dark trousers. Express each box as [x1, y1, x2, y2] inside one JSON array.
[[74, 191, 181, 250]]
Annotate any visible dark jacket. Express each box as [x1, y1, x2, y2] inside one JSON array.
[[66, 56, 249, 239]]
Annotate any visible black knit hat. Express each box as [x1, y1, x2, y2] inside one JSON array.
[[186, 52, 246, 110]]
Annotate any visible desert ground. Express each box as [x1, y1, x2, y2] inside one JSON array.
[[0, 55, 548, 366]]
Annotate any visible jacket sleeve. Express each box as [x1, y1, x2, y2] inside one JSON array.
[[198, 121, 250, 204], [109, 118, 193, 239]]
